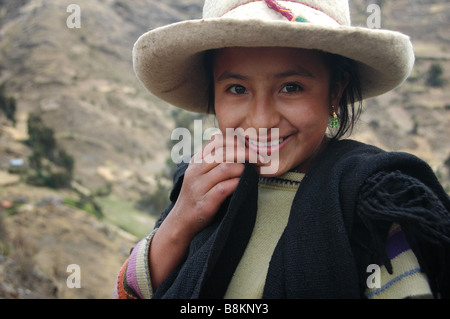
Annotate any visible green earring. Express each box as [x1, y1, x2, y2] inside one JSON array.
[[330, 107, 339, 128]]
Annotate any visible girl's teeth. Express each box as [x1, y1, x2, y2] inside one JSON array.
[[249, 138, 285, 147]]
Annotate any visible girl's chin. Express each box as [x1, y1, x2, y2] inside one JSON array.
[[253, 160, 285, 177]]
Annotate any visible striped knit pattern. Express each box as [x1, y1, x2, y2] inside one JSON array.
[[114, 230, 157, 299], [365, 224, 432, 299]]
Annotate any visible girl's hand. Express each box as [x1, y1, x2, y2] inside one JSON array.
[[171, 133, 250, 237], [148, 133, 259, 289]]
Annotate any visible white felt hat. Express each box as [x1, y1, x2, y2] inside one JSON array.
[[133, 0, 415, 113]]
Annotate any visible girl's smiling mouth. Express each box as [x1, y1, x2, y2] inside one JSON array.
[[245, 135, 291, 154]]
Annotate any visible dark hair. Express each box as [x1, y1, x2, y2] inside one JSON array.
[[203, 49, 363, 140], [325, 52, 363, 140], [204, 49, 216, 115]]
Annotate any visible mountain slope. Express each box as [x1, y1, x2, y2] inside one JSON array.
[[0, 0, 203, 200]]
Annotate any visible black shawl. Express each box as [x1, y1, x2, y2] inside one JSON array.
[[152, 139, 450, 299]]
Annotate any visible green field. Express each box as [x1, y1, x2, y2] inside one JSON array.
[[97, 196, 157, 239]]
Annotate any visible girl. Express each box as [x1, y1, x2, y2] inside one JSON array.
[[115, 0, 450, 299]]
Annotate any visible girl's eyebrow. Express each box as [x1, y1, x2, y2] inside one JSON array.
[[274, 68, 314, 79], [216, 71, 248, 82]]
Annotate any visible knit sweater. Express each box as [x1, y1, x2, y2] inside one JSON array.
[[115, 139, 450, 299]]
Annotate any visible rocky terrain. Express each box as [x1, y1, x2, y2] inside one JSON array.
[[0, 0, 449, 299], [1, 188, 138, 299]]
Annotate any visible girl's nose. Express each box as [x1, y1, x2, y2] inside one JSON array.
[[246, 94, 280, 130]]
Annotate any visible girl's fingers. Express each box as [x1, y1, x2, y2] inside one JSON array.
[[204, 177, 241, 210], [191, 133, 262, 169], [187, 134, 252, 195], [183, 133, 262, 204], [185, 161, 245, 201]]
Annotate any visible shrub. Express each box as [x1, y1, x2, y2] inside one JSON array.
[[0, 84, 16, 125], [26, 113, 75, 189], [426, 63, 445, 88]]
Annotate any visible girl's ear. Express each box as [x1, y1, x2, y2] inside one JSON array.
[[331, 71, 350, 112]]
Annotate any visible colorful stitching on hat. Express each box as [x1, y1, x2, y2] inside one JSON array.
[[294, 14, 309, 23], [221, 1, 341, 25], [265, 0, 294, 21], [265, 0, 310, 23], [267, 0, 343, 24]]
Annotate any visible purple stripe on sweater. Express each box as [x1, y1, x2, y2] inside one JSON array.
[[385, 226, 411, 261], [126, 239, 144, 299]]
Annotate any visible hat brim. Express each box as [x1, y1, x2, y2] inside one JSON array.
[[133, 18, 415, 113]]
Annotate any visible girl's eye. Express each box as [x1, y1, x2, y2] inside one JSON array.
[[280, 83, 303, 93], [228, 85, 247, 95]]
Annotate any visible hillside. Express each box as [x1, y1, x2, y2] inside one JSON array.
[[0, 0, 449, 299], [0, 186, 139, 299], [0, 0, 203, 200], [349, 0, 450, 188]]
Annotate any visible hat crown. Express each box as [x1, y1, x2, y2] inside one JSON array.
[[203, 0, 351, 25]]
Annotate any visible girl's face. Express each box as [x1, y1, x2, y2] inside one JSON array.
[[213, 47, 341, 176]]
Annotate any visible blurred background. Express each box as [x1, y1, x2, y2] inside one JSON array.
[[0, 0, 449, 299]]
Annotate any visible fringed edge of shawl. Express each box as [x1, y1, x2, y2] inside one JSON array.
[[357, 170, 450, 299]]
